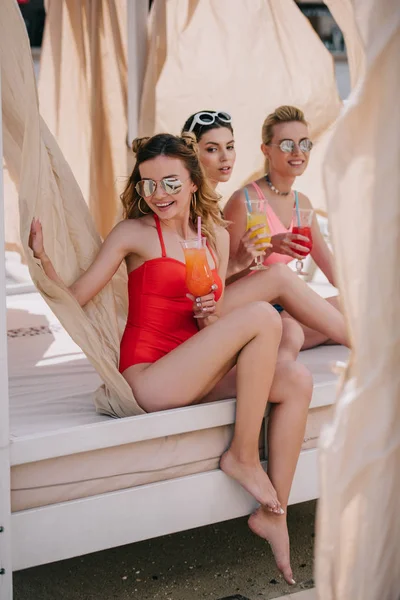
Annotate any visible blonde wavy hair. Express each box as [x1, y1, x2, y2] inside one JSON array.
[[120, 133, 225, 251], [262, 105, 308, 173]]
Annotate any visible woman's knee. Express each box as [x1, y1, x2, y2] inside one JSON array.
[[278, 318, 305, 361], [246, 301, 283, 338], [267, 262, 291, 279], [266, 262, 294, 291], [288, 362, 313, 402], [281, 317, 305, 347], [275, 361, 313, 404]]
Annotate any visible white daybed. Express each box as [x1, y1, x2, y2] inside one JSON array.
[[5, 290, 348, 572]]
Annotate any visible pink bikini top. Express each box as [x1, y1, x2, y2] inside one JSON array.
[[246, 181, 299, 266]]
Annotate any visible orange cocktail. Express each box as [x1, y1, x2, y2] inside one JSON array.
[[181, 238, 214, 297]]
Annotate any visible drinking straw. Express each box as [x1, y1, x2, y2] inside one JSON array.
[[294, 190, 301, 227], [197, 216, 202, 248], [244, 187, 252, 213]]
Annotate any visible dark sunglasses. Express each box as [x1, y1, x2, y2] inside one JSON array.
[[269, 138, 313, 153], [135, 177, 188, 198]]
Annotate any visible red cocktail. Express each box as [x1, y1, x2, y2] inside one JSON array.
[[292, 226, 313, 256], [292, 209, 314, 275]]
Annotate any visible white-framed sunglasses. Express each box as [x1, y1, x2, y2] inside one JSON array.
[[135, 177, 189, 198], [269, 138, 313, 153], [188, 111, 232, 133]]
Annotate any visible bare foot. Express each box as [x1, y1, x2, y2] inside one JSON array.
[[248, 507, 295, 585], [220, 450, 282, 512]]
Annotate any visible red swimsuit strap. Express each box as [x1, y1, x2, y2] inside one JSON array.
[[153, 214, 218, 268], [153, 214, 167, 258]]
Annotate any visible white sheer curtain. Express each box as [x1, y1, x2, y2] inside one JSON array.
[[38, 0, 128, 238]]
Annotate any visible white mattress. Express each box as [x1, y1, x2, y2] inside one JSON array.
[[8, 292, 107, 436], [7, 291, 348, 512]]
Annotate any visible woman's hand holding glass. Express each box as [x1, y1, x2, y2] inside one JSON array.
[[181, 238, 217, 319], [234, 224, 272, 273], [186, 284, 218, 319], [245, 199, 272, 271], [271, 232, 312, 260]]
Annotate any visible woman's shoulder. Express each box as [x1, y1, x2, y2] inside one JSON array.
[[214, 224, 229, 242], [107, 216, 155, 253], [224, 187, 246, 213], [111, 215, 154, 235], [225, 176, 264, 206], [213, 225, 230, 258], [296, 191, 312, 209]]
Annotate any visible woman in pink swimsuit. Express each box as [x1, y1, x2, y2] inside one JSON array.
[[224, 105, 340, 350]]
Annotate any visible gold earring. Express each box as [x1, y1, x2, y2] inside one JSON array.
[[191, 192, 197, 211], [138, 197, 147, 215]]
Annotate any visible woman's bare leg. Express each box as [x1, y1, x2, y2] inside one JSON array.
[[278, 316, 305, 361], [223, 263, 349, 346], [201, 353, 313, 584], [123, 302, 283, 510], [281, 296, 341, 349], [216, 293, 309, 582], [201, 318, 312, 585], [249, 360, 313, 585]]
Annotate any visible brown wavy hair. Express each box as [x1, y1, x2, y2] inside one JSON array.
[[262, 105, 308, 173], [120, 133, 225, 251]]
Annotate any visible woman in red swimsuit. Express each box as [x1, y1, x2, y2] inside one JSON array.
[[29, 133, 346, 585]]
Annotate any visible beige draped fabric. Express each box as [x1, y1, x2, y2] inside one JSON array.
[[38, 0, 128, 238], [296, 0, 366, 211], [324, 0, 365, 89], [0, 0, 142, 418], [316, 0, 400, 597], [139, 0, 342, 210]]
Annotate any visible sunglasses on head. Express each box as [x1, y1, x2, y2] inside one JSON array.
[[269, 138, 313, 153], [135, 177, 188, 198], [188, 111, 232, 133]]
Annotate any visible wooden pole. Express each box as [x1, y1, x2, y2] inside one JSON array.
[[127, 0, 148, 145]]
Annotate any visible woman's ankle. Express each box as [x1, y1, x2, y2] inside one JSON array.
[[225, 444, 260, 467]]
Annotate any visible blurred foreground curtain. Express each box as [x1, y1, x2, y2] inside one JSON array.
[[139, 0, 342, 210], [0, 0, 142, 418], [38, 0, 128, 238], [316, 0, 400, 598], [324, 0, 365, 88]]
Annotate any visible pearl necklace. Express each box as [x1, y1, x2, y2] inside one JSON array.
[[265, 174, 291, 196]]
